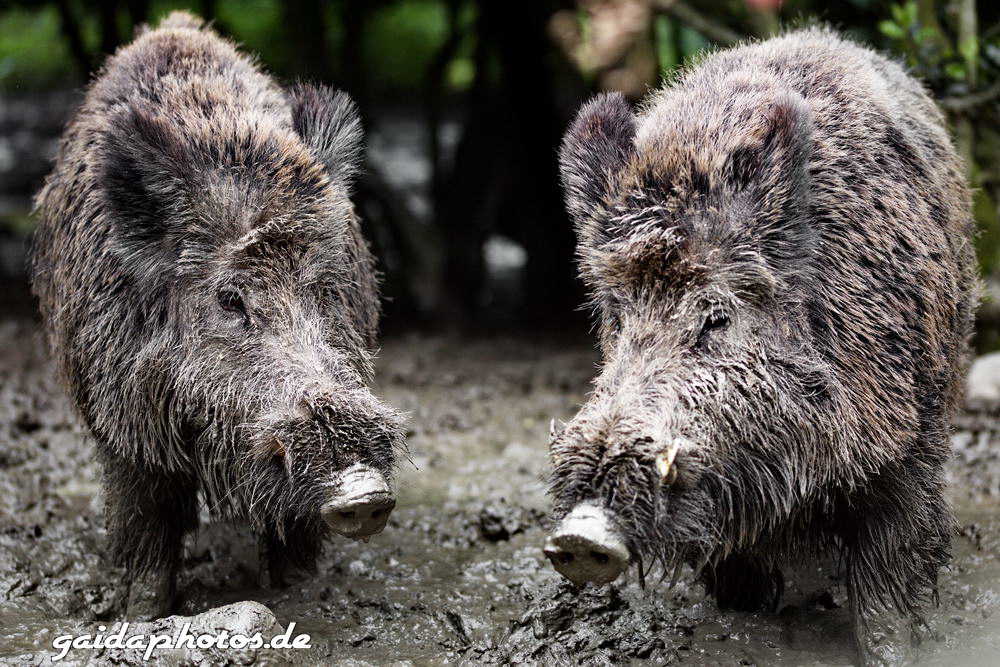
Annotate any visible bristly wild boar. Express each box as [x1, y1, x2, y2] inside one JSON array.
[[30, 12, 405, 619], [545, 28, 976, 663]]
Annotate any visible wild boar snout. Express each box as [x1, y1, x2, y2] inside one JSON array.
[[322, 464, 395, 541], [251, 384, 403, 538], [544, 503, 630, 586]]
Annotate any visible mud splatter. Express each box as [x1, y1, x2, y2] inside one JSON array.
[[1, 320, 998, 664]]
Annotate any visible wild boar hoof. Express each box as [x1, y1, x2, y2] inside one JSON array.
[[126, 570, 175, 621]]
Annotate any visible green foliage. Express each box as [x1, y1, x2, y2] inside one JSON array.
[[364, 1, 450, 95], [447, 56, 474, 90], [655, 15, 711, 77], [0, 211, 34, 237], [0, 6, 76, 91], [654, 15, 679, 72], [876, 0, 993, 90], [678, 24, 710, 61], [212, 0, 289, 71], [870, 1, 1000, 293], [0, 0, 997, 333]]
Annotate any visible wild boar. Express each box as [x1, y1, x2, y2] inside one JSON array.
[[30, 12, 405, 619], [544, 28, 976, 663]]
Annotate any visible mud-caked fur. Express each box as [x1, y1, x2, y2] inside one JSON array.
[[552, 28, 976, 662], [31, 12, 405, 616]]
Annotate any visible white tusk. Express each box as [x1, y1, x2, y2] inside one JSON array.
[[656, 439, 681, 485]]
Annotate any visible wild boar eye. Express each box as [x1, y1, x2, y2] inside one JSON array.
[[696, 310, 730, 347], [217, 289, 248, 324]]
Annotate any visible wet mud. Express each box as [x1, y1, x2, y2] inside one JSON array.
[[1, 319, 998, 665]]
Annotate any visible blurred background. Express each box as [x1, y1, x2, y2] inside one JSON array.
[[0, 0, 997, 339]]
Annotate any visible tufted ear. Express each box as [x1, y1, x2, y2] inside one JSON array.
[[727, 92, 812, 197], [100, 104, 192, 274], [559, 92, 636, 246], [726, 92, 815, 269], [287, 84, 364, 191]]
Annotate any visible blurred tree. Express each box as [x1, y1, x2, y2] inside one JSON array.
[[876, 0, 999, 347], [550, 0, 659, 98], [0, 0, 996, 336], [282, 0, 332, 82], [424, 0, 584, 326]]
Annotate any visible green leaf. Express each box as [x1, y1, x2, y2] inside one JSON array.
[[879, 20, 905, 40], [890, 3, 907, 25], [916, 26, 939, 45], [446, 57, 474, 91], [959, 35, 979, 66], [945, 62, 967, 80]]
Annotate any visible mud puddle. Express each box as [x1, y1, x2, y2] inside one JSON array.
[[1, 319, 998, 665]]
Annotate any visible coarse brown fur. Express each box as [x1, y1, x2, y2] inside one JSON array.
[[552, 28, 977, 664], [31, 12, 405, 617]]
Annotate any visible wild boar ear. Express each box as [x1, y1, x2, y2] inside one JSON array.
[[559, 92, 636, 245], [100, 105, 192, 265], [730, 92, 812, 189], [287, 84, 364, 190], [727, 93, 815, 265]]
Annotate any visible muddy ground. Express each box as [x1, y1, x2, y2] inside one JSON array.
[[1, 317, 999, 665]]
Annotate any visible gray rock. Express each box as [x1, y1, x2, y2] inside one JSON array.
[[966, 352, 1000, 409]]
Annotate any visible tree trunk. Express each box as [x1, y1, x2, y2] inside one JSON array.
[[53, 0, 93, 79], [283, 0, 331, 82]]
